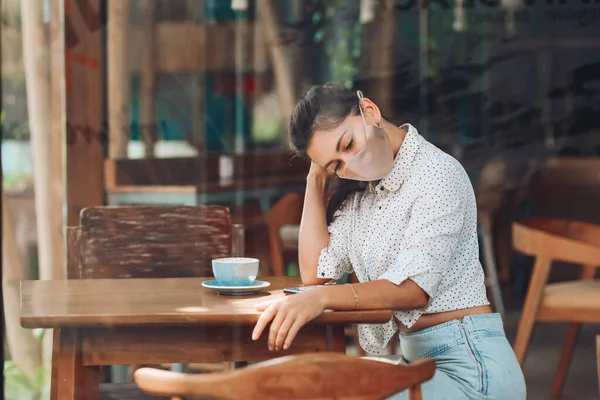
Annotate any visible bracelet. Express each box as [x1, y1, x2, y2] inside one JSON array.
[[347, 284, 359, 310]]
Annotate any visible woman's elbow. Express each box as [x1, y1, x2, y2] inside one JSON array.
[[410, 293, 430, 309], [300, 272, 329, 286], [302, 276, 321, 286], [399, 280, 430, 309]]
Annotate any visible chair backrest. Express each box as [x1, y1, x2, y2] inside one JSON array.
[[512, 218, 600, 266], [264, 193, 303, 276], [67, 205, 233, 279], [529, 157, 600, 223], [134, 352, 436, 400]]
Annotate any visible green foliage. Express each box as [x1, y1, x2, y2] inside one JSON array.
[[309, 0, 364, 88], [4, 361, 49, 400], [4, 329, 49, 400], [1, 109, 30, 141]]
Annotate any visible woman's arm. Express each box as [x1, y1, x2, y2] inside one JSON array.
[[252, 280, 428, 351], [298, 167, 333, 286], [319, 279, 429, 311]]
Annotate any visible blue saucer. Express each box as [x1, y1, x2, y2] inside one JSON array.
[[202, 280, 270, 296]]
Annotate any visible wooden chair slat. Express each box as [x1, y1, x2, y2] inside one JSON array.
[[133, 353, 436, 400], [74, 205, 231, 279]]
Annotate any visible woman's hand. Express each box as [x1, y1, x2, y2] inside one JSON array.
[[252, 292, 326, 351], [307, 160, 331, 182]]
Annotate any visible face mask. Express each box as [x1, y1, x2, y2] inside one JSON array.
[[338, 90, 395, 181]]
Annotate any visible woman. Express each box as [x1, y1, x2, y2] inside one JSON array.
[[252, 83, 526, 399]]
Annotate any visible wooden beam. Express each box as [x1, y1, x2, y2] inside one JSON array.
[[65, 0, 105, 225], [107, 0, 130, 158], [127, 22, 257, 74], [4, 22, 261, 75]]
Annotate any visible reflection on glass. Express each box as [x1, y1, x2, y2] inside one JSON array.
[[232, 223, 245, 258]]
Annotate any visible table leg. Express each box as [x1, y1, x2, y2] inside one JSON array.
[[327, 325, 346, 353], [52, 328, 101, 400], [51, 329, 59, 400]]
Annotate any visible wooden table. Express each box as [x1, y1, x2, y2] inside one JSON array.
[[21, 276, 392, 400]]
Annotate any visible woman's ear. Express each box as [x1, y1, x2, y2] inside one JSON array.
[[359, 97, 382, 126]]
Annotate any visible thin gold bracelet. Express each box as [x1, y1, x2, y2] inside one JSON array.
[[347, 284, 359, 310]]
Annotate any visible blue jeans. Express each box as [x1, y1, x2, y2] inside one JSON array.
[[388, 314, 526, 400]]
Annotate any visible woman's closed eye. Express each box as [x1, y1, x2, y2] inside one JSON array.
[[333, 139, 354, 172], [346, 138, 354, 151]]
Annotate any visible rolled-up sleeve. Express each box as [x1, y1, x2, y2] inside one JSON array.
[[317, 206, 354, 280], [378, 170, 467, 301]]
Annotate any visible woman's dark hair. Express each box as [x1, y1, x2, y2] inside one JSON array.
[[289, 83, 369, 224]]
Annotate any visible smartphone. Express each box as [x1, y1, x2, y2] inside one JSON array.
[[283, 286, 324, 295]]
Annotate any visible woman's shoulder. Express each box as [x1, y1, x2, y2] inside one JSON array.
[[409, 144, 472, 199], [415, 143, 470, 182]]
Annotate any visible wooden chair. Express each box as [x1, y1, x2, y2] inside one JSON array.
[[474, 156, 539, 316], [134, 352, 436, 400], [529, 157, 600, 224], [264, 192, 303, 277], [597, 335, 600, 397], [64, 205, 241, 398], [72, 205, 234, 279], [512, 218, 600, 399], [475, 158, 508, 316]]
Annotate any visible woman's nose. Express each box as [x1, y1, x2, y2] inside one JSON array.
[[335, 154, 354, 177]]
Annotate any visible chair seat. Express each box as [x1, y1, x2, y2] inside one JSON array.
[[280, 225, 300, 250], [538, 280, 600, 322]]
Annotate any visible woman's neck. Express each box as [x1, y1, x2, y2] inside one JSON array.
[[382, 120, 408, 158]]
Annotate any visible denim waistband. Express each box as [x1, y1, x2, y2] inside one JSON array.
[[399, 313, 505, 361]]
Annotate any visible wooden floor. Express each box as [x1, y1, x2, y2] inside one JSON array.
[[503, 314, 599, 400]]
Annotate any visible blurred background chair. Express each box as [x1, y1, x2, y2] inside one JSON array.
[[264, 193, 383, 356], [264, 192, 303, 277], [512, 218, 600, 399], [133, 352, 436, 400], [596, 335, 600, 397]]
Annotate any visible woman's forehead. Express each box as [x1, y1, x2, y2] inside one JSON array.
[[307, 117, 358, 164], [306, 128, 340, 165]]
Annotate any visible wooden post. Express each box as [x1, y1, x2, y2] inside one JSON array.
[[65, 0, 105, 226], [253, 16, 268, 95], [2, 190, 43, 380], [138, 0, 157, 158], [107, 0, 130, 158], [50, 0, 65, 281], [374, 0, 394, 114], [256, 0, 296, 145], [21, 0, 61, 367], [20, 0, 54, 283], [234, 8, 248, 153]]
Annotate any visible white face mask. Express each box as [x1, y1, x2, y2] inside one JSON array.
[[337, 90, 395, 181]]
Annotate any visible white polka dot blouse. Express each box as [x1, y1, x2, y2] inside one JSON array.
[[317, 123, 490, 354]]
